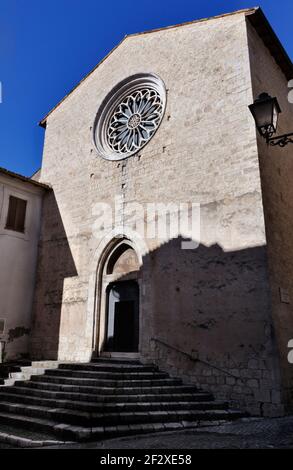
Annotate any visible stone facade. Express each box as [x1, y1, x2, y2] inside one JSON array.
[[29, 8, 293, 416]]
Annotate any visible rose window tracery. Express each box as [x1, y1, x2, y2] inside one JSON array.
[[93, 74, 166, 161]]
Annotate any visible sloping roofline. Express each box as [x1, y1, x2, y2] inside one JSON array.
[[0, 167, 51, 190], [39, 7, 293, 128], [246, 8, 293, 81]]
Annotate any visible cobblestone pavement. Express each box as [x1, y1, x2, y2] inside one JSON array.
[[37, 417, 293, 449]]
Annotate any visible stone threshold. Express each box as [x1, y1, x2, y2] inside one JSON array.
[[99, 352, 140, 360]]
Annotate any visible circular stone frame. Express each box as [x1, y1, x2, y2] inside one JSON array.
[[93, 73, 167, 161]]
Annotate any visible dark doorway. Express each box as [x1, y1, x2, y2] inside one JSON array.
[[104, 281, 139, 352], [113, 301, 136, 351]]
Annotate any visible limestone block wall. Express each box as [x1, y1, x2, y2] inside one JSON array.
[[247, 19, 293, 412], [31, 10, 283, 415], [141, 238, 281, 417]]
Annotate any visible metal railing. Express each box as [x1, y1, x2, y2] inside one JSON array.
[[150, 337, 246, 383], [150, 337, 198, 363]]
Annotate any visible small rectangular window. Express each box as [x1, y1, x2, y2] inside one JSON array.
[[5, 196, 27, 233]]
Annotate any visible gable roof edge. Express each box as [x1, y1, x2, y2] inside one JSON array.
[[39, 35, 128, 128], [40, 7, 282, 128], [245, 8, 293, 81]]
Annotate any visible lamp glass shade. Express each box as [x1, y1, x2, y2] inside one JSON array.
[[249, 93, 281, 138], [273, 104, 279, 131]]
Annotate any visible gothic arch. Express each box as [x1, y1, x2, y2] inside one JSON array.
[[105, 242, 140, 276], [87, 228, 147, 355]]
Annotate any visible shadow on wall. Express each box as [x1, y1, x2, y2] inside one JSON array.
[[100, 236, 283, 416], [145, 237, 283, 416], [30, 191, 77, 360], [29, 207, 284, 416]]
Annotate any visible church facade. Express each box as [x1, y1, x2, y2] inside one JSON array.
[[2, 7, 293, 417]]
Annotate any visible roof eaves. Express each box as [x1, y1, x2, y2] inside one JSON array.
[[0, 167, 51, 191]]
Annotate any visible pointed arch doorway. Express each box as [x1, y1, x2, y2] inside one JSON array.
[[95, 240, 141, 356]]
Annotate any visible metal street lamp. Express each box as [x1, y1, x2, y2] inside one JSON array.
[[249, 92, 293, 147]]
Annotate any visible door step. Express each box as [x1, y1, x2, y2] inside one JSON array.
[[98, 352, 140, 361]]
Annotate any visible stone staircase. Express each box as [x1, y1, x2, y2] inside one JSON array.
[[0, 361, 60, 386], [0, 358, 246, 442]]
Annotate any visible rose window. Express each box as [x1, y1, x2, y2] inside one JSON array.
[[107, 88, 164, 155], [93, 74, 166, 161]]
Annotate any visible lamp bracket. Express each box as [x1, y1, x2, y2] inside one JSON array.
[[268, 132, 293, 147]]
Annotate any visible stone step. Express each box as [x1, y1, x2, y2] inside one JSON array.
[[91, 357, 142, 365], [0, 378, 15, 387], [15, 380, 196, 396], [0, 401, 241, 427], [0, 361, 32, 378], [2, 386, 212, 403], [0, 410, 244, 442], [0, 391, 226, 413], [46, 369, 169, 380], [0, 361, 60, 387], [29, 374, 183, 388], [0, 410, 58, 435], [7, 368, 46, 380], [58, 363, 157, 373], [86, 411, 245, 440]]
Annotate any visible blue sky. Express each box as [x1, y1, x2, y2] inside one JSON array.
[[1, 0, 292, 177]]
